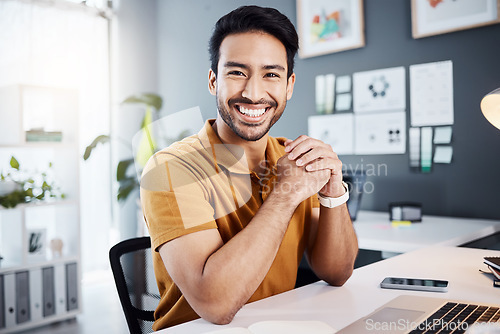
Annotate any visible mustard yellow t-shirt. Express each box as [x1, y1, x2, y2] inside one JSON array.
[[140, 120, 319, 330]]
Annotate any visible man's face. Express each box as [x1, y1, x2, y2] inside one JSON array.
[[208, 31, 295, 141]]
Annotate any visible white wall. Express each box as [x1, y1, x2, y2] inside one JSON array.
[[111, 0, 159, 240]]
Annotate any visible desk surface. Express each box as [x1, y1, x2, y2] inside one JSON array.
[[354, 211, 500, 253], [161, 246, 500, 333]]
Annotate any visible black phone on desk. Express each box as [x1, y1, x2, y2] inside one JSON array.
[[380, 277, 448, 292]]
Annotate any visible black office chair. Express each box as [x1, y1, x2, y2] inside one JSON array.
[[109, 236, 160, 334]]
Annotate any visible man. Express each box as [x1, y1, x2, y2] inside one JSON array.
[[140, 5, 358, 330]]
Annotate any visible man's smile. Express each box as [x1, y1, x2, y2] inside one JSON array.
[[233, 103, 272, 122], [237, 105, 267, 117]]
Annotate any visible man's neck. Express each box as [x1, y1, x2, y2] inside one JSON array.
[[212, 117, 268, 174]]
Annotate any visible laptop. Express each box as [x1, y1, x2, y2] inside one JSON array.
[[338, 295, 500, 334]]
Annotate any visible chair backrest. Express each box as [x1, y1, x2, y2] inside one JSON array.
[[109, 236, 160, 334]]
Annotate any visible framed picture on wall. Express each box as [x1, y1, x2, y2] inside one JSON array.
[[412, 0, 500, 39], [297, 0, 365, 58]]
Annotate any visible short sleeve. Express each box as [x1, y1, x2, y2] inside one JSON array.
[[140, 152, 217, 252]]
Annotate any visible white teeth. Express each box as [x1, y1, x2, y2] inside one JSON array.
[[239, 106, 266, 117]]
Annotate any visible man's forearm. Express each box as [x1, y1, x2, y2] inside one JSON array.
[[191, 191, 299, 324], [308, 204, 358, 286]]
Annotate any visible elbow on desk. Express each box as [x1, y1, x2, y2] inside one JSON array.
[[317, 265, 354, 287], [194, 300, 240, 325]]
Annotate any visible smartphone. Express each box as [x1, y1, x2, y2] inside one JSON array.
[[380, 277, 448, 292]]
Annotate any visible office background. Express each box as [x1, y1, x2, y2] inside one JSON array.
[[1, 1, 499, 333], [150, 0, 500, 220]]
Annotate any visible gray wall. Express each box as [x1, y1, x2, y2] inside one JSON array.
[[157, 0, 500, 220]]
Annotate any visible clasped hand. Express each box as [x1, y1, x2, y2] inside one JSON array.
[[274, 135, 344, 204]]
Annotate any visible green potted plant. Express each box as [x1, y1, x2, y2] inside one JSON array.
[[83, 93, 162, 202], [0, 156, 65, 209]]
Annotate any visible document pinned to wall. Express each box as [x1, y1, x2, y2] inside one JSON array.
[[409, 127, 421, 168], [308, 114, 354, 155], [315, 74, 335, 114], [421, 127, 433, 172], [336, 75, 351, 93], [335, 93, 352, 111], [354, 111, 406, 155], [324, 74, 335, 114], [410, 60, 454, 126], [434, 146, 453, 164], [433, 126, 452, 144], [315, 75, 326, 114], [353, 66, 406, 113]]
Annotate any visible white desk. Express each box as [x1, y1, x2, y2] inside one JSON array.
[[160, 246, 500, 333], [354, 211, 500, 254]]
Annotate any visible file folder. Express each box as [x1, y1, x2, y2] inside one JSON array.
[[42, 267, 55, 317], [4, 273, 16, 328], [29, 268, 43, 321], [66, 262, 78, 311], [54, 264, 67, 315], [0, 274, 4, 329], [15, 271, 30, 324]]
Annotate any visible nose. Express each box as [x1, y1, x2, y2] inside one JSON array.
[[241, 76, 265, 102]]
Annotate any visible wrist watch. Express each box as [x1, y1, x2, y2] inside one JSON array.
[[317, 181, 349, 208]]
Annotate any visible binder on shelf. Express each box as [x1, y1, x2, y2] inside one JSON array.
[[29, 268, 43, 322], [16, 271, 30, 324], [54, 264, 67, 315], [42, 267, 55, 317], [4, 273, 16, 328], [66, 262, 78, 311], [0, 274, 4, 329]]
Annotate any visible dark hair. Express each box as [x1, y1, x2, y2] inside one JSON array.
[[209, 5, 299, 79]]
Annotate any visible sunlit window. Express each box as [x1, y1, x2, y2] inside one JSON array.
[[0, 0, 112, 275]]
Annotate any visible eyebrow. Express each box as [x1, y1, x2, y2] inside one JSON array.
[[224, 61, 286, 72]]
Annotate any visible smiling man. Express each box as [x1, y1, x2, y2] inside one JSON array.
[[140, 5, 358, 331]]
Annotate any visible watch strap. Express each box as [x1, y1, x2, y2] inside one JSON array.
[[317, 181, 349, 208]]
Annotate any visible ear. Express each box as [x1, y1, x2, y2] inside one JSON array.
[[286, 73, 296, 101], [208, 68, 217, 96]]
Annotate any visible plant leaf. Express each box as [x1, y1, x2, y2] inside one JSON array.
[[83, 135, 110, 160], [122, 93, 163, 111], [10, 156, 20, 170], [117, 177, 138, 202], [116, 158, 135, 181]]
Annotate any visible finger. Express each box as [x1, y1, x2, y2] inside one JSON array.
[[284, 135, 310, 154], [284, 138, 293, 146], [287, 137, 323, 160], [290, 140, 336, 163], [295, 147, 331, 167], [305, 157, 342, 174]]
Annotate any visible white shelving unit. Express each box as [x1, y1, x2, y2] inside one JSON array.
[[0, 85, 81, 333]]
